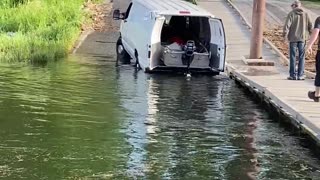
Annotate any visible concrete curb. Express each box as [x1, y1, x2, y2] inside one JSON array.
[[225, 0, 316, 79], [72, 29, 94, 54]]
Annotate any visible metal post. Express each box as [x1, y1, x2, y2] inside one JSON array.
[[249, 0, 266, 59]]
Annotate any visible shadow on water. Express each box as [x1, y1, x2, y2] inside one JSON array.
[[0, 56, 319, 179]]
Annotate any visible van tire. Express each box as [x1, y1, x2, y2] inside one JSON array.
[[116, 38, 130, 64], [144, 67, 151, 73]]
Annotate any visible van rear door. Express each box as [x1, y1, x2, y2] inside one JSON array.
[[209, 18, 226, 71]]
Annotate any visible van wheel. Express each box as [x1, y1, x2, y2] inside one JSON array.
[[116, 38, 130, 64], [144, 67, 151, 73]]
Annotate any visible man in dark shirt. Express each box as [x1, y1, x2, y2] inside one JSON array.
[[306, 17, 320, 102]]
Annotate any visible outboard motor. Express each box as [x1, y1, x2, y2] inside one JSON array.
[[182, 40, 196, 76]]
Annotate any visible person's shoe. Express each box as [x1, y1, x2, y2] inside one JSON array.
[[297, 76, 305, 80], [308, 91, 320, 102], [287, 76, 296, 80]]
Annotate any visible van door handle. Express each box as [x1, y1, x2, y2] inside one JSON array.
[[124, 20, 127, 23]]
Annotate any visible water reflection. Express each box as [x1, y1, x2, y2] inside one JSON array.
[[115, 68, 259, 179], [116, 66, 320, 179]]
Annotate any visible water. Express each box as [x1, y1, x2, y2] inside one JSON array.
[[0, 56, 319, 179]]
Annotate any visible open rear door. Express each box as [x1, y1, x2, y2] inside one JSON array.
[[209, 18, 226, 71]]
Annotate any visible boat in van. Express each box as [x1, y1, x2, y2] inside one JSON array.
[[113, 0, 226, 75]]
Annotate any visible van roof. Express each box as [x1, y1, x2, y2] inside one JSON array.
[[134, 0, 213, 17]]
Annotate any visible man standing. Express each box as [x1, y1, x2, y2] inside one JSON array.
[[306, 17, 320, 102], [283, 0, 312, 80]]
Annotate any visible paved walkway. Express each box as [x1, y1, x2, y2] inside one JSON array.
[[232, 0, 320, 28], [198, 0, 320, 142], [74, 0, 130, 58]]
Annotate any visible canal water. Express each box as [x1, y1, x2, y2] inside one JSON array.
[[0, 56, 319, 179]]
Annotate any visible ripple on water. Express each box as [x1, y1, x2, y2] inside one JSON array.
[[0, 59, 319, 179]]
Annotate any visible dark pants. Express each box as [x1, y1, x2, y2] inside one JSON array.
[[316, 52, 320, 87]]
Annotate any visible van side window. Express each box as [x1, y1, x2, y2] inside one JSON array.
[[129, 3, 145, 21], [124, 3, 133, 19]]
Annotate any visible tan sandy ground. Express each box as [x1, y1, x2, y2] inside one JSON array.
[[82, 0, 118, 32]]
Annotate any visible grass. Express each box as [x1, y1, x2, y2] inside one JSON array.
[[0, 0, 101, 63]]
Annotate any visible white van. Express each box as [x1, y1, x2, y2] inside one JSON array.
[[113, 0, 226, 75]]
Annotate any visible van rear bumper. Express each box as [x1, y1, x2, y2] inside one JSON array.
[[147, 66, 222, 74]]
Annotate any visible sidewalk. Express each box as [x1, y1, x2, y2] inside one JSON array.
[[198, 0, 320, 142], [232, 0, 320, 28]]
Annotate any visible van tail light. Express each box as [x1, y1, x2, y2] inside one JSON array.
[[148, 50, 151, 58]]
